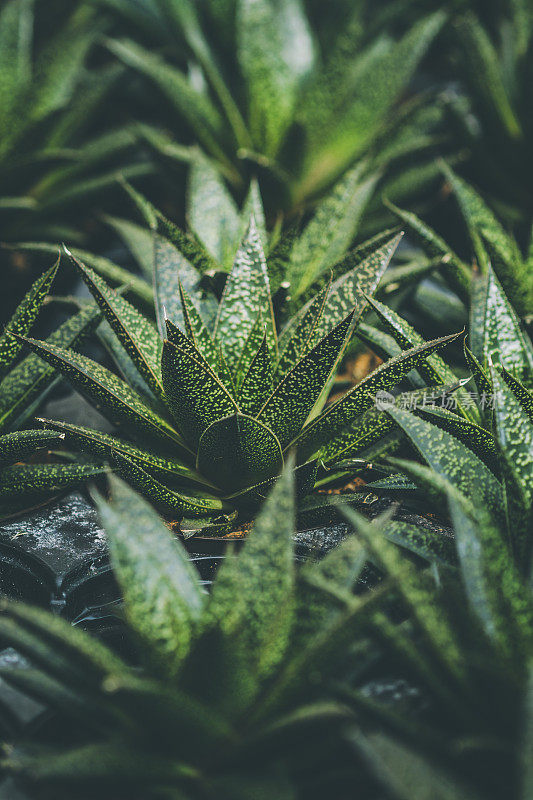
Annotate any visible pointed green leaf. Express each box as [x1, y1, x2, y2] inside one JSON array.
[[20, 336, 182, 447], [234, 313, 266, 391], [0, 304, 101, 435], [293, 332, 461, 461], [215, 218, 277, 369], [479, 265, 533, 389], [366, 295, 479, 423], [95, 476, 205, 677], [237, 0, 314, 157], [209, 461, 296, 676], [0, 429, 63, 468], [153, 233, 208, 338], [0, 259, 58, 380], [385, 405, 503, 521], [448, 490, 533, 661], [415, 406, 500, 476], [321, 405, 397, 464], [197, 413, 283, 493], [69, 252, 164, 400], [499, 367, 533, 423], [109, 451, 227, 518], [464, 342, 492, 404], [280, 234, 402, 362], [288, 165, 379, 295], [313, 234, 403, 342], [237, 333, 273, 416], [37, 419, 202, 487], [0, 463, 106, 499], [258, 312, 354, 447], [161, 339, 238, 447], [241, 179, 266, 249], [178, 282, 218, 371], [490, 364, 533, 509], [188, 156, 241, 268], [275, 277, 331, 379]]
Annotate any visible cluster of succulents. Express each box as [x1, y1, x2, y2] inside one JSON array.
[[0, 1, 531, 799]]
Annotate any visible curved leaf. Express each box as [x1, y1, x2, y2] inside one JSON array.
[[0, 304, 101, 435], [69, 253, 164, 399], [0, 259, 58, 380], [37, 419, 200, 486], [95, 476, 205, 676], [257, 311, 354, 447], [161, 339, 238, 447], [209, 460, 296, 677], [0, 429, 63, 468], [293, 331, 461, 461], [385, 405, 503, 522], [20, 336, 182, 447], [197, 413, 283, 493], [109, 451, 227, 518], [215, 217, 277, 369]]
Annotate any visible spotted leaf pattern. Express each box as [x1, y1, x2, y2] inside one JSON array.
[[0, 259, 58, 381], [215, 217, 276, 369]]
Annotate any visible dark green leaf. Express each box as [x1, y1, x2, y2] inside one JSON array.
[[95, 476, 205, 675], [293, 332, 461, 461], [215, 218, 277, 369], [69, 252, 164, 400], [0, 463, 106, 499], [209, 460, 296, 676], [0, 259, 58, 380], [161, 339, 238, 447], [197, 413, 283, 493], [238, 333, 273, 416], [109, 451, 227, 517], [37, 418, 201, 486], [188, 155, 241, 268], [258, 312, 354, 447], [0, 429, 63, 468], [0, 305, 101, 434], [20, 336, 183, 448]]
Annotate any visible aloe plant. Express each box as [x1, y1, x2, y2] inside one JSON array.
[[0, 260, 105, 519], [18, 222, 458, 530], [386, 161, 533, 321], [339, 263, 533, 794], [94, 0, 448, 222], [356, 258, 532, 571], [0, 469, 395, 799]]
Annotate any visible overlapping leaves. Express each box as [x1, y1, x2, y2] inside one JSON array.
[[24, 218, 458, 526], [0, 261, 106, 519]]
